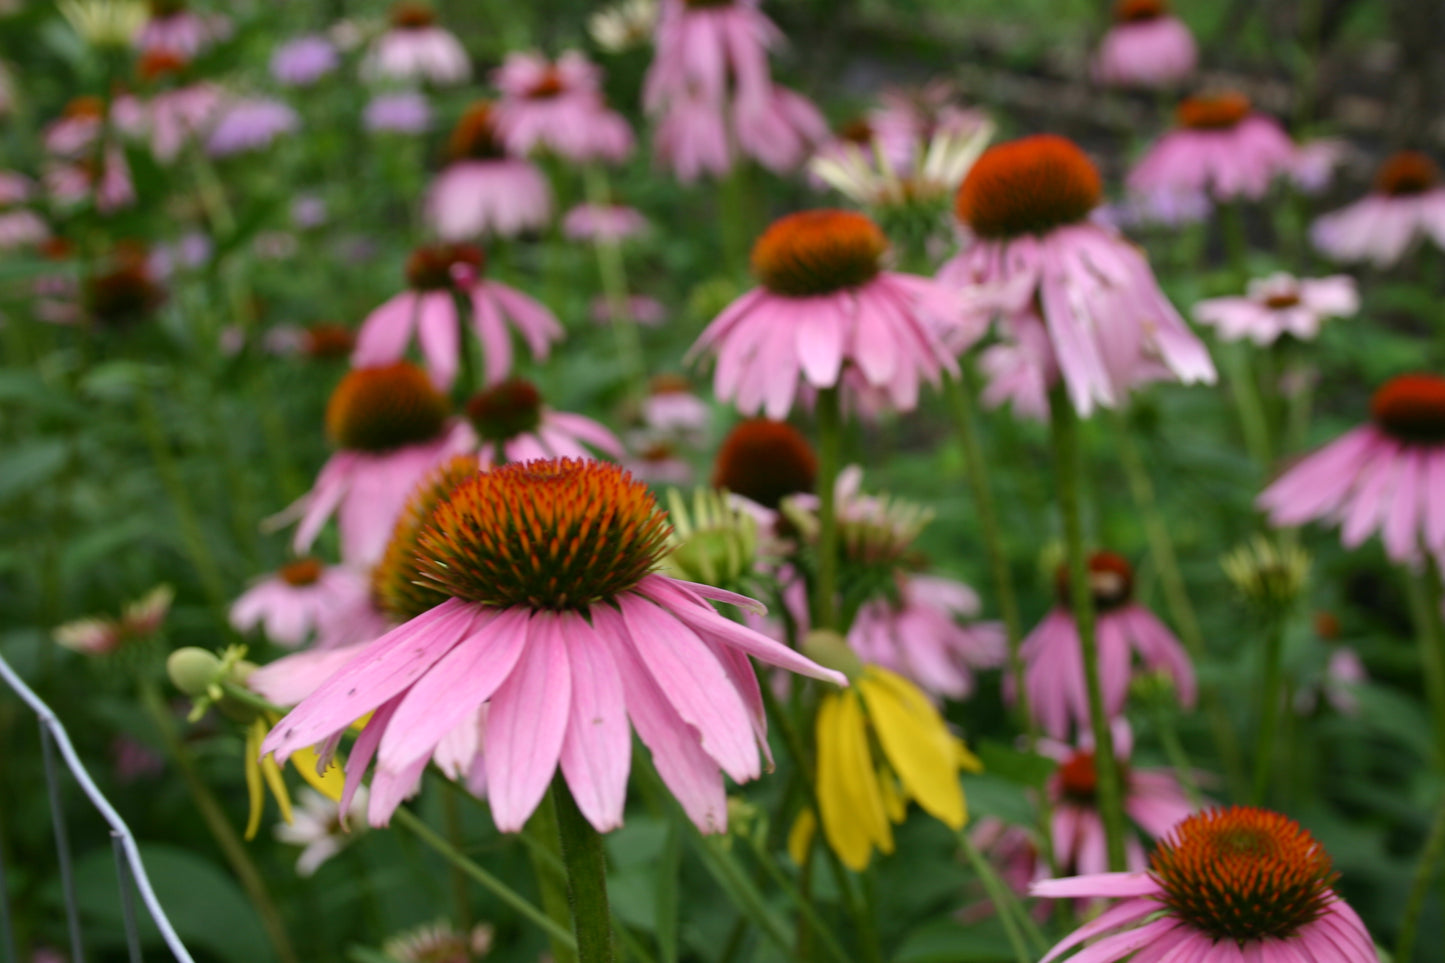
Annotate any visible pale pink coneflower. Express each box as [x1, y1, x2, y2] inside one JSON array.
[[382, 920, 495, 963], [867, 81, 991, 168], [44, 149, 136, 214], [426, 102, 553, 240], [351, 242, 562, 391], [974, 310, 1056, 423], [206, 97, 298, 157], [624, 435, 694, 486], [1259, 373, 1445, 563], [652, 92, 732, 183], [54, 585, 174, 656], [1311, 151, 1445, 267], [275, 787, 368, 877], [1096, 187, 1211, 231], [1091, 0, 1197, 90], [730, 84, 828, 175], [144, 83, 222, 163], [644, 0, 779, 111], [943, 134, 1216, 416], [1194, 272, 1358, 346], [643, 374, 711, 440], [363, 3, 470, 85], [809, 112, 994, 210], [0, 173, 46, 249], [1041, 721, 1198, 877], [592, 293, 666, 327], [689, 209, 974, 419], [134, 2, 230, 58], [261, 458, 846, 832], [44, 97, 109, 158], [278, 362, 474, 566], [464, 378, 624, 466], [1290, 137, 1353, 195], [1019, 552, 1196, 740], [493, 51, 634, 164], [271, 34, 338, 87], [230, 559, 374, 650], [364, 91, 431, 135], [563, 203, 649, 243], [1032, 806, 1379, 963], [1127, 92, 1296, 203]]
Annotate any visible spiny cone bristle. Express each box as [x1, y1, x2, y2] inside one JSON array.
[[325, 362, 450, 453], [448, 102, 506, 161], [1152, 806, 1337, 943], [712, 419, 818, 510], [1055, 550, 1134, 612], [1375, 151, 1438, 196], [416, 459, 673, 610], [1175, 92, 1251, 130], [1371, 373, 1445, 444], [955, 135, 1101, 240], [465, 378, 544, 443], [373, 456, 479, 621], [750, 210, 888, 298]]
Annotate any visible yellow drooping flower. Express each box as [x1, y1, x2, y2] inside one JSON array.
[[792, 666, 981, 871], [243, 712, 345, 841]]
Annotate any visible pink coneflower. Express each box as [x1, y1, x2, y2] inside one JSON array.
[[1290, 137, 1352, 195], [44, 97, 108, 158], [1043, 722, 1198, 876], [364, 91, 431, 135], [465, 378, 624, 465], [426, 102, 552, 240], [625, 435, 694, 486], [135, 0, 230, 58], [1032, 806, 1378, 963], [132, 50, 221, 163], [1260, 373, 1445, 563], [867, 81, 991, 168], [363, 3, 470, 85], [1194, 272, 1359, 345], [1020, 552, 1197, 739], [281, 362, 473, 565], [262, 459, 846, 831], [206, 97, 298, 157], [44, 149, 136, 214], [712, 418, 817, 512], [1311, 151, 1445, 267], [690, 209, 970, 419], [730, 84, 828, 175], [54, 585, 174, 656], [270, 34, 339, 87], [1128, 92, 1296, 202], [849, 571, 1006, 701], [592, 293, 666, 327], [975, 310, 1055, 423], [1091, 0, 1197, 89], [652, 92, 732, 183], [493, 51, 634, 164], [645, 0, 777, 109], [0, 172, 46, 249], [1097, 187, 1211, 230], [352, 242, 562, 390], [230, 559, 374, 650], [563, 203, 649, 242], [943, 135, 1215, 416], [643, 374, 711, 440]]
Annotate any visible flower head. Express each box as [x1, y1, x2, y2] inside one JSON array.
[[326, 362, 450, 453], [1092, 0, 1197, 89], [1128, 91, 1295, 202], [55, 585, 173, 656], [1194, 272, 1359, 345], [275, 786, 368, 876], [1312, 151, 1445, 267], [382, 920, 495, 963], [711, 418, 817, 511], [1221, 535, 1310, 612], [955, 134, 1102, 239], [660, 486, 761, 590], [364, 4, 470, 84]]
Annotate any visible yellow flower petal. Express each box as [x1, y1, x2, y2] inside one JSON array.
[[860, 668, 966, 830], [261, 754, 293, 825], [878, 766, 906, 823], [788, 809, 816, 867], [817, 690, 892, 871], [290, 746, 345, 801], [243, 720, 264, 841]]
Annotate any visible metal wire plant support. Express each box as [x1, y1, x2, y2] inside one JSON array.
[[0, 652, 194, 963]]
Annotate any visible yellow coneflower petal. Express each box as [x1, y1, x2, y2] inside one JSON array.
[[243, 721, 264, 841], [877, 766, 906, 823], [860, 668, 966, 830], [290, 745, 345, 801], [817, 690, 892, 871], [955, 737, 984, 774], [788, 809, 817, 867], [261, 753, 293, 826]]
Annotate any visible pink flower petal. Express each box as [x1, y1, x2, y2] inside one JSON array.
[[558, 611, 632, 832]]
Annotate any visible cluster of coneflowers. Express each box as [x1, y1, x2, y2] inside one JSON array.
[[27, 0, 1445, 959]]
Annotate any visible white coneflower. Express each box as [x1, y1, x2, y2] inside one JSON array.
[[588, 0, 658, 53], [274, 787, 368, 876], [57, 0, 147, 48]]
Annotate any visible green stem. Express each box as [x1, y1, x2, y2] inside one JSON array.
[[740, 833, 852, 963], [391, 807, 577, 950], [813, 387, 843, 631], [1223, 344, 1275, 472], [944, 373, 1029, 739], [1397, 792, 1445, 963], [957, 830, 1048, 962], [1047, 386, 1127, 871], [138, 680, 300, 963], [441, 787, 473, 929], [524, 791, 581, 963], [582, 166, 647, 399], [1151, 698, 1203, 809], [552, 781, 615, 963], [1404, 561, 1445, 769], [1250, 617, 1287, 805]]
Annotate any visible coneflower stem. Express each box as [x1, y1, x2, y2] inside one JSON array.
[[552, 781, 616, 963], [1397, 792, 1445, 963], [944, 371, 1030, 739], [583, 165, 647, 399], [813, 387, 843, 631], [956, 830, 1049, 962], [440, 788, 473, 930], [1047, 386, 1128, 871], [1403, 561, 1445, 769], [1150, 698, 1203, 809], [522, 792, 581, 963], [1250, 616, 1288, 805]]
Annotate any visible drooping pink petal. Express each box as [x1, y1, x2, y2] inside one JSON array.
[[558, 611, 632, 832], [1030, 873, 1160, 899]]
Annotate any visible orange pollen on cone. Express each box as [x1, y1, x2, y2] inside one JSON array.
[[1176, 92, 1252, 130], [405, 243, 485, 290], [325, 362, 450, 453], [750, 209, 888, 298], [447, 102, 507, 161], [526, 67, 568, 99], [415, 458, 673, 610], [373, 456, 478, 621], [649, 373, 692, 396], [389, 1, 436, 28], [1114, 0, 1167, 22], [1370, 373, 1445, 444], [712, 419, 818, 510], [1374, 151, 1438, 196], [64, 96, 106, 121], [955, 135, 1102, 240], [1263, 292, 1301, 309], [139, 50, 188, 82], [1055, 550, 1135, 612], [303, 323, 356, 359], [464, 378, 544, 444], [1150, 806, 1338, 942], [279, 558, 324, 587]]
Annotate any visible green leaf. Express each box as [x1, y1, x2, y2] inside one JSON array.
[[0, 439, 70, 504], [975, 739, 1056, 789], [893, 918, 1018, 963]]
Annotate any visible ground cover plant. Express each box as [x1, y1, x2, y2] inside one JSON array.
[[2, 0, 1444, 961]]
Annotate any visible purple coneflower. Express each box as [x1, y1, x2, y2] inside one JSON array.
[[206, 97, 298, 157], [134, 0, 229, 58], [426, 102, 552, 240], [465, 378, 624, 466], [230, 559, 374, 650], [563, 203, 649, 242], [1128, 92, 1296, 202], [1194, 272, 1358, 345], [270, 34, 339, 87], [363, 3, 469, 85], [1091, 0, 1197, 89], [1312, 151, 1445, 267], [493, 51, 634, 164]]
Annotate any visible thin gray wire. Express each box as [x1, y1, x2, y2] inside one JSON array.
[[0, 653, 194, 963], [111, 833, 143, 963], [39, 727, 85, 963]]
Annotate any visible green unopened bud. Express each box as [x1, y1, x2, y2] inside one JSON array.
[[660, 487, 760, 590], [1129, 667, 1178, 705], [801, 629, 863, 685], [167, 647, 221, 697], [1221, 536, 1309, 613]]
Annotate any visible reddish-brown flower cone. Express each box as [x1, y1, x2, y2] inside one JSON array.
[[955, 135, 1103, 239], [325, 362, 450, 453], [389, 1, 436, 28], [1152, 806, 1338, 942], [405, 243, 485, 291], [712, 419, 818, 510], [1055, 550, 1134, 613], [279, 558, 324, 587], [303, 324, 356, 359], [1114, 0, 1168, 21], [1175, 92, 1251, 130], [1370, 373, 1445, 444], [465, 378, 544, 444], [448, 102, 507, 161], [1058, 749, 1133, 803], [373, 456, 478, 621], [1374, 151, 1438, 197], [750, 210, 887, 298]]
